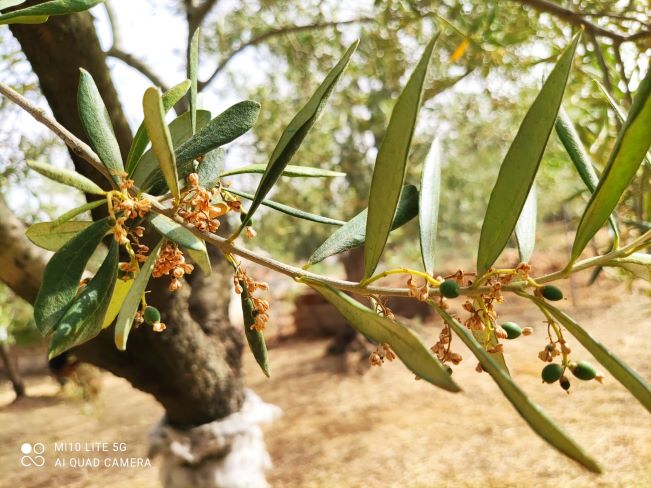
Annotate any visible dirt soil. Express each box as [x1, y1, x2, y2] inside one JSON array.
[[0, 279, 650, 488]]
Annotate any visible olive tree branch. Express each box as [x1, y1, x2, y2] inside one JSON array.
[[103, 1, 170, 91], [197, 17, 377, 91], [2, 77, 648, 302], [513, 0, 651, 43], [0, 81, 115, 187]]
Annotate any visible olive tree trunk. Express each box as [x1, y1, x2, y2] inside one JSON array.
[[4, 6, 277, 487]]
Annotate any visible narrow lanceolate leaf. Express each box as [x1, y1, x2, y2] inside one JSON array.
[[477, 33, 580, 275], [238, 40, 359, 233], [240, 280, 270, 377], [197, 149, 225, 190], [33, 218, 110, 335], [228, 188, 345, 226], [133, 109, 211, 189], [126, 80, 191, 173], [555, 107, 619, 240], [78, 68, 124, 186], [26, 220, 93, 251], [102, 278, 133, 329], [220, 164, 345, 178], [307, 185, 418, 266], [114, 240, 163, 350], [52, 200, 106, 226], [514, 182, 537, 263], [364, 35, 437, 279], [0, 0, 102, 25], [434, 304, 601, 473], [143, 87, 179, 200], [27, 160, 105, 195], [607, 252, 651, 281], [530, 295, 651, 414], [570, 66, 651, 264], [147, 213, 211, 274], [419, 137, 442, 275], [189, 27, 200, 135], [310, 282, 460, 392], [49, 241, 118, 358], [176, 101, 261, 165]]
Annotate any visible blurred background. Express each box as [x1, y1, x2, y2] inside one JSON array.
[[0, 1, 650, 486]]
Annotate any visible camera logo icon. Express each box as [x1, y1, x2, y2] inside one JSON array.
[[20, 442, 45, 467]]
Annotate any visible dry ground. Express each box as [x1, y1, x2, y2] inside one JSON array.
[[0, 280, 650, 487]]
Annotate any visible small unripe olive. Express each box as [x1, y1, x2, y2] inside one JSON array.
[[501, 322, 522, 339], [439, 279, 460, 299], [560, 376, 571, 391], [571, 361, 597, 381], [541, 363, 564, 383], [143, 306, 161, 324], [541, 285, 564, 301]]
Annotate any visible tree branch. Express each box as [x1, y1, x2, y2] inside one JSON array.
[[106, 46, 170, 91], [198, 17, 376, 91], [103, 1, 170, 91], [513, 0, 651, 42], [0, 81, 114, 186]]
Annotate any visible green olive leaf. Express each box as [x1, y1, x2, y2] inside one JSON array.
[[126, 80, 191, 174], [606, 252, 651, 281], [307, 184, 419, 266], [101, 278, 133, 329], [240, 280, 270, 377], [555, 107, 619, 241], [189, 27, 200, 135], [27, 160, 106, 195], [114, 240, 163, 350], [220, 164, 345, 178], [419, 137, 442, 275], [237, 40, 358, 233], [433, 304, 601, 473], [364, 35, 437, 279], [143, 87, 179, 200], [514, 182, 537, 263], [570, 65, 651, 264], [527, 294, 651, 414], [33, 217, 110, 335], [477, 33, 580, 275], [175, 101, 261, 165], [147, 213, 210, 274], [309, 281, 460, 392], [26, 220, 93, 251], [49, 240, 118, 359], [77, 68, 124, 186], [197, 148, 225, 190], [52, 200, 107, 226], [133, 109, 211, 189], [0, 0, 102, 25], [227, 188, 345, 226]]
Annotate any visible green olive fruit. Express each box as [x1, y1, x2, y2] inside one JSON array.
[[439, 279, 460, 299], [541, 285, 564, 301], [501, 322, 522, 339], [571, 361, 597, 381], [143, 306, 161, 324], [560, 376, 571, 391], [541, 363, 564, 383]]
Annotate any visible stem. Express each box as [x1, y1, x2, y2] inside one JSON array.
[[361, 268, 441, 288], [0, 81, 115, 187]]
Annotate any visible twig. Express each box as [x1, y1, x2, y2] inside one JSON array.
[[0, 81, 115, 187], [103, 1, 169, 91], [587, 31, 613, 95], [106, 47, 170, 91], [198, 17, 376, 91], [513, 0, 651, 43], [614, 43, 633, 105]]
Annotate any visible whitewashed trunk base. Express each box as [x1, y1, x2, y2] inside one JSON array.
[[149, 389, 282, 488]]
